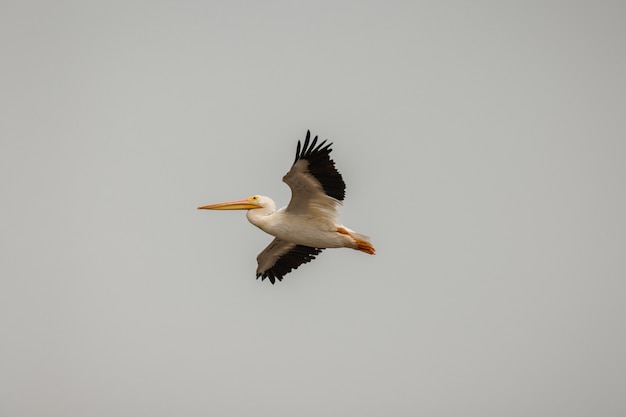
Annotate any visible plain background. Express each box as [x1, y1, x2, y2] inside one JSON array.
[[1, 1, 625, 416]]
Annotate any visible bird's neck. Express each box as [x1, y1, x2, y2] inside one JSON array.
[[246, 205, 276, 232]]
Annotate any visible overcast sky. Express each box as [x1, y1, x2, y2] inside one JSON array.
[[1, 1, 625, 416]]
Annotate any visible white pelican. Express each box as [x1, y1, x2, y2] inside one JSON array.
[[198, 130, 375, 284]]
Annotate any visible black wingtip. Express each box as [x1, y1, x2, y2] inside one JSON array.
[[303, 131, 310, 152], [294, 141, 301, 164]]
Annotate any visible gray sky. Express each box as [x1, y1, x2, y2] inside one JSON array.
[[1, 1, 625, 416]]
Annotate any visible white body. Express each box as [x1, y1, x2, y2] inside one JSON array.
[[246, 201, 358, 249]]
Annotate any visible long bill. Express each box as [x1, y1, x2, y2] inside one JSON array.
[[197, 199, 261, 210]]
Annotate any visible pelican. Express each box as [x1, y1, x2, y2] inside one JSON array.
[[198, 130, 375, 284]]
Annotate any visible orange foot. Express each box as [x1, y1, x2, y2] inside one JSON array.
[[337, 227, 376, 255]]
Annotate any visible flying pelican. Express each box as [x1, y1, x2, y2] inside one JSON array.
[[198, 130, 375, 284]]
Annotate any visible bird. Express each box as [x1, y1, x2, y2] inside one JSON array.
[[197, 130, 375, 284]]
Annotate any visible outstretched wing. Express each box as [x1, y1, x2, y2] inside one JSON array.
[[256, 238, 323, 284], [282, 130, 346, 215]]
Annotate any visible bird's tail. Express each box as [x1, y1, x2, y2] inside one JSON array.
[[338, 227, 376, 255]]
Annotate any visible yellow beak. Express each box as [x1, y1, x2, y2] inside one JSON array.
[[197, 198, 261, 210]]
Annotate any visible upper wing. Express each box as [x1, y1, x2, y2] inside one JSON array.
[[256, 238, 323, 284], [282, 130, 346, 215]]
